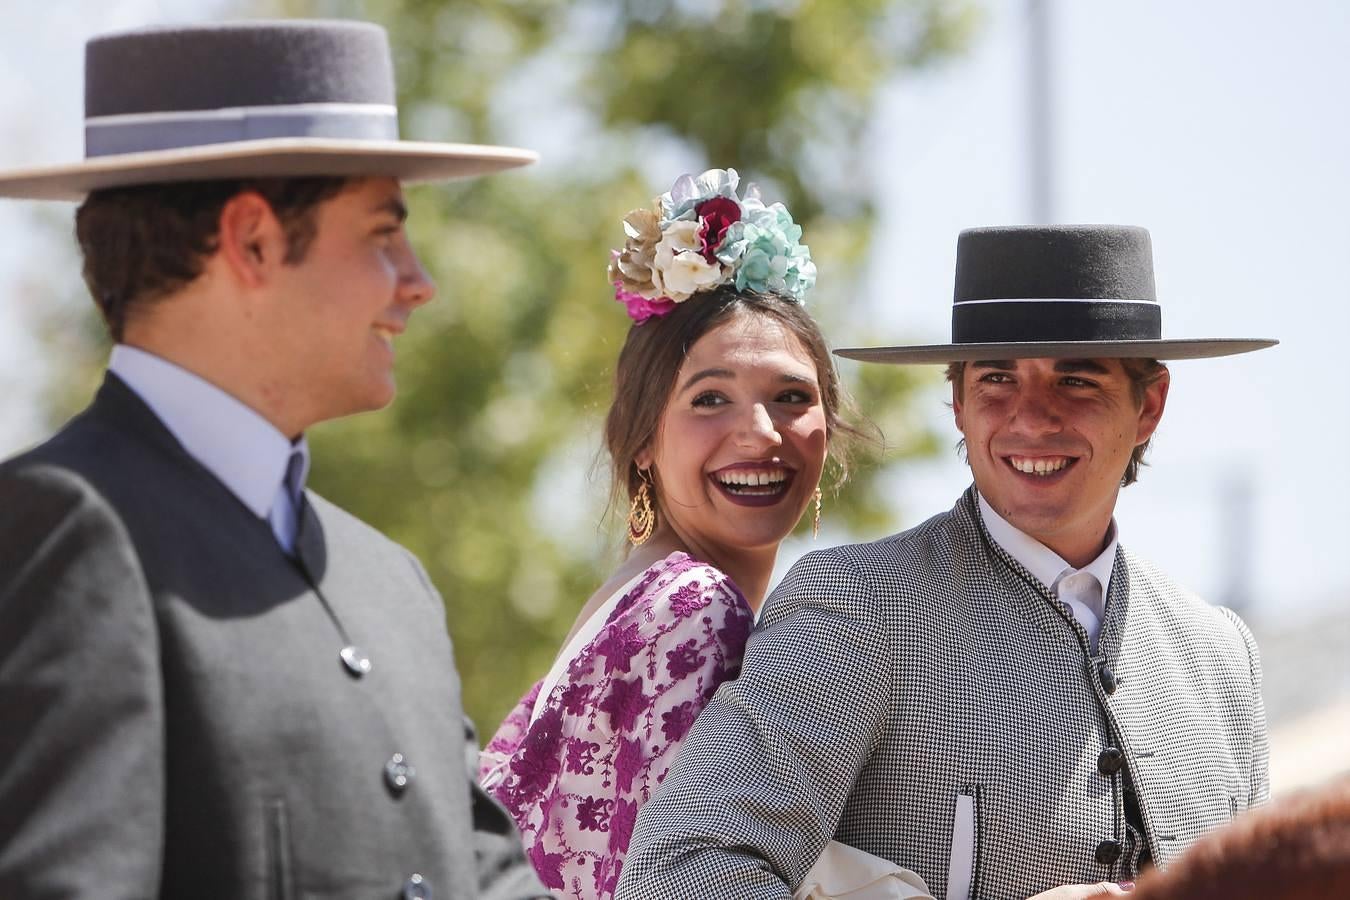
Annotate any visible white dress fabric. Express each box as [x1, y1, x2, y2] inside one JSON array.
[[795, 842, 935, 900]]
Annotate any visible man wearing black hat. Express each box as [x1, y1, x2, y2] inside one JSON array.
[[0, 21, 547, 900], [618, 226, 1275, 900]]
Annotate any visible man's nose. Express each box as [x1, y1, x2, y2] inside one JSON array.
[[1008, 384, 1062, 433], [396, 241, 436, 309]]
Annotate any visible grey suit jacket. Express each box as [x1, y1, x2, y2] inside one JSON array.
[[0, 374, 546, 899], [617, 488, 1269, 900]]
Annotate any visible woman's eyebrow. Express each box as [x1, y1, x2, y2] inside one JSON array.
[[679, 368, 734, 392]]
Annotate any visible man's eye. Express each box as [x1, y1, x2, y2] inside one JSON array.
[[1062, 377, 1096, 388], [980, 373, 1013, 384]]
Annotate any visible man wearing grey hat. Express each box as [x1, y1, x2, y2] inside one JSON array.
[[0, 21, 547, 900], [618, 226, 1275, 900]]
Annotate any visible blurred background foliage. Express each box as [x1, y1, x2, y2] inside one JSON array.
[[40, 0, 978, 729]]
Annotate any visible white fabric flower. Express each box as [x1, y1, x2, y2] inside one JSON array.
[[661, 252, 724, 300], [653, 221, 724, 300]]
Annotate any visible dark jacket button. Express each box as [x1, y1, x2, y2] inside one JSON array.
[[1098, 747, 1125, 776], [403, 873, 432, 899], [340, 645, 371, 677], [385, 753, 415, 795], [1099, 665, 1118, 694], [1096, 839, 1123, 865]]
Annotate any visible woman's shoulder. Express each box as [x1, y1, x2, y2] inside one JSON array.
[[610, 550, 747, 621]]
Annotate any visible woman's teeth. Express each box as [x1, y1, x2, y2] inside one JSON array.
[[716, 469, 788, 494]]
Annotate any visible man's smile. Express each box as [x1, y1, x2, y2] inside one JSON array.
[[1005, 455, 1076, 476]]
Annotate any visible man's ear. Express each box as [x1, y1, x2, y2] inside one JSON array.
[[951, 382, 965, 433], [216, 191, 288, 288], [1134, 367, 1171, 446]]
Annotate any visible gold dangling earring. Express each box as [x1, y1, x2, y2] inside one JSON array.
[[628, 473, 656, 546], [812, 487, 823, 540]]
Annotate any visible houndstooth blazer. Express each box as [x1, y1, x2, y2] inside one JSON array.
[[616, 487, 1269, 900]]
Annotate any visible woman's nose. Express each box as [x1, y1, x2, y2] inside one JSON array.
[[737, 402, 783, 449]]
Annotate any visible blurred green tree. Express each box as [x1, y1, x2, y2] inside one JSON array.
[[41, 0, 978, 729]]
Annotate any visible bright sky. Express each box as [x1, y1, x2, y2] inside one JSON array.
[[1, 0, 1346, 624]]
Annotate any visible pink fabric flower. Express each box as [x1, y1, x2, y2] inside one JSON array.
[[560, 681, 593, 716], [665, 638, 706, 680], [614, 286, 676, 324], [529, 840, 566, 891], [669, 580, 712, 618], [595, 621, 646, 675], [696, 196, 741, 263], [599, 676, 650, 732], [661, 700, 699, 743], [608, 799, 639, 854], [565, 737, 599, 776], [576, 795, 613, 832], [614, 736, 644, 794]]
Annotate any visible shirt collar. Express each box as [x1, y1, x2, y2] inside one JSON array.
[[976, 489, 1118, 596], [109, 345, 309, 518]]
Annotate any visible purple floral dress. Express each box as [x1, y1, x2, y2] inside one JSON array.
[[479, 551, 753, 899]]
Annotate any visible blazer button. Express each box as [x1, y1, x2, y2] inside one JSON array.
[[1095, 839, 1123, 865], [339, 645, 372, 678], [385, 753, 415, 795], [1097, 747, 1125, 776], [402, 873, 432, 899], [1099, 665, 1118, 694]]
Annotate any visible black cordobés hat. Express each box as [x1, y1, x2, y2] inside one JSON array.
[[837, 225, 1276, 364]]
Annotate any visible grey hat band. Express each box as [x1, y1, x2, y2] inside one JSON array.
[[84, 102, 399, 157], [952, 298, 1162, 345]]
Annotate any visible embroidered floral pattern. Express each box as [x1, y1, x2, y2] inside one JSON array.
[[478, 552, 752, 899]]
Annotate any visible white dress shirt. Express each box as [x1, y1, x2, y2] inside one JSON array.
[[977, 491, 1118, 649], [108, 345, 310, 553]]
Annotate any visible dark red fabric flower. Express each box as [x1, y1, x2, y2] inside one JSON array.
[[696, 196, 741, 263], [599, 676, 650, 732]]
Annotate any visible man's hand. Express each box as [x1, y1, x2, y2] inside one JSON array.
[[1029, 882, 1135, 900]]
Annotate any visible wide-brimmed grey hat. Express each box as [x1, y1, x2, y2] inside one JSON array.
[[0, 20, 538, 202], [837, 225, 1277, 364]]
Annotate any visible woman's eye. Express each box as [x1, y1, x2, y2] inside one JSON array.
[[777, 389, 813, 404], [691, 392, 727, 408]]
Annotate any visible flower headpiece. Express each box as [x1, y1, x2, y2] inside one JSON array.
[[608, 168, 816, 323]]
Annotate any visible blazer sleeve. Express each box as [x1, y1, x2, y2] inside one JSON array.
[[1220, 606, 1271, 807], [0, 464, 165, 897], [616, 548, 892, 900]]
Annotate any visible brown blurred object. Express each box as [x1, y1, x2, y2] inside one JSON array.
[[1133, 775, 1350, 900]]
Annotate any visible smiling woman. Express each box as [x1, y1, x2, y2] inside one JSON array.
[[475, 169, 898, 900]]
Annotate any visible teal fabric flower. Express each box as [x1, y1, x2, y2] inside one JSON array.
[[715, 202, 816, 302]]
